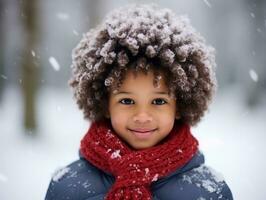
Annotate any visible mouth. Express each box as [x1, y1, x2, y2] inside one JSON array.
[[128, 128, 157, 139], [128, 128, 157, 133]]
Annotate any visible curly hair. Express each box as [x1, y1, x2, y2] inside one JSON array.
[[69, 4, 217, 126]]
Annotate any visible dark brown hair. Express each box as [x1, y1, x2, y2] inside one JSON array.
[[69, 4, 217, 126]]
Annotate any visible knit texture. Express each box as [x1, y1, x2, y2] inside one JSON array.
[[80, 120, 199, 200]]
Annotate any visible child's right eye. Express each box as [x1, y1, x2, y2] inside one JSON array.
[[119, 98, 134, 105]]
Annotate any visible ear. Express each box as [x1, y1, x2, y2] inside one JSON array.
[[104, 110, 110, 119], [175, 112, 181, 120]]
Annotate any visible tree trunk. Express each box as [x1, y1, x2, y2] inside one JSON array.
[[245, 0, 266, 107], [87, 0, 102, 28], [0, 0, 5, 102], [21, 0, 39, 132]]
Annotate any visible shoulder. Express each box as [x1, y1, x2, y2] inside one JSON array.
[[45, 158, 112, 200], [153, 152, 233, 200], [180, 164, 233, 199]]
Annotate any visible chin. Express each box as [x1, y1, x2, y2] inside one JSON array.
[[130, 142, 155, 150]]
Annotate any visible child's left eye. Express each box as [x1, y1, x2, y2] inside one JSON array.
[[152, 98, 167, 105], [119, 98, 134, 105]]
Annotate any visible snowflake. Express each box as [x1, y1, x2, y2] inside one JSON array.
[[151, 174, 159, 182], [111, 150, 121, 159]]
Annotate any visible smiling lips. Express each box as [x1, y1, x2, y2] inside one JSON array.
[[128, 128, 157, 139]]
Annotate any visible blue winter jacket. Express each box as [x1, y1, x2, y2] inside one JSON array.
[[45, 151, 233, 200]]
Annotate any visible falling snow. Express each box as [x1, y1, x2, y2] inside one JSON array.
[[249, 69, 258, 82], [256, 28, 262, 33], [49, 57, 60, 71], [1, 86, 266, 200], [202, 0, 212, 8], [1, 2, 266, 200], [31, 50, 36, 57], [1, 74, 7, 80], [56, 12, 70, 21], [0, 173, 8, 182], [250, 13, 255, 18], [73, 30, 79, 36], [56, 105, 62, 111]]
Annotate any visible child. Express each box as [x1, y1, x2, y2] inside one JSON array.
[[45, 4, 233, 200]]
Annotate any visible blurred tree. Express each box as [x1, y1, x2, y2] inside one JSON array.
[[87, 0, 102, 28], [21, 0, 40, 132], [245, 0, 266, 107], [0, 0, 5, 102]]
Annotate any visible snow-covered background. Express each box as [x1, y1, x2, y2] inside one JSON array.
[[1, 85, 265, 200], [1, 0, 266, 199]]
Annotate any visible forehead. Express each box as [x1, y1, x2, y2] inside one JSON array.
[[118, 69, 168, 91]]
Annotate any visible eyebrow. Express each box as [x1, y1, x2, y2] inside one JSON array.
[[114, 91, 170, 95]]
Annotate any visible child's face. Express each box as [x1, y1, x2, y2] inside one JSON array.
[[107, 69, 179, 150]]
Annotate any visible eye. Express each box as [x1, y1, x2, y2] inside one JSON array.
[[152, 98, 167, 105], [119, 98, 134, 105]]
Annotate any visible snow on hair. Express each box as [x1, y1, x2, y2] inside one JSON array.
[[69, 4, 217, 126]]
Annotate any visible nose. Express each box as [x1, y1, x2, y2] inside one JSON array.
[[133, 110, 153, 124]]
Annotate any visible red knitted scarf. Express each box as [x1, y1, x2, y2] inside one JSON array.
[[80, 120, 198, 200]]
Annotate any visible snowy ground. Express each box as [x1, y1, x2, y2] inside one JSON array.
[[0, 85, 265, 200]]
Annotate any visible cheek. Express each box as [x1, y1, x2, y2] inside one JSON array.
[[159, 106, 176, 119], [158, 118, 175, 138], [157, 108, 176, 132], [109, 109, 128, 129], [160, 115, 175, 127], [110, 106, 126, 119]]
